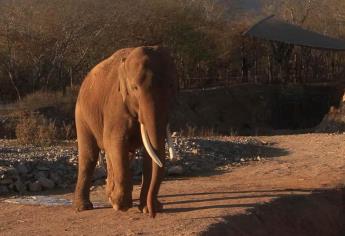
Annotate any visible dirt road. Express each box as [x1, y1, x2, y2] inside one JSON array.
[[1, 133, 345, 235]]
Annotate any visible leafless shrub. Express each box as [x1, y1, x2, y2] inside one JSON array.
[[16, 112, 58, 146], [180, 124, 221, 137]]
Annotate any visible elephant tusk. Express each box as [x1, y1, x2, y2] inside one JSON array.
[[166, 124, 177, 161], [140, 124, 163, 168]]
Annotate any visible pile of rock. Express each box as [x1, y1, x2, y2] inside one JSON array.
[[0, 135, 269, 194], [316, 92, 345, 133], [0, 143, 77, 194], [163, 135, 267, 176]]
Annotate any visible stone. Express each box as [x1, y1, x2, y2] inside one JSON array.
[[0, 185, 9, 194], [190, 165, 202, 172], [93, 179, 105, 186], [0, 178, 13, 185], [29, 181, 42, 192], [0, 166, 17, 177], [37, 165, 50, 171], [38, 177, 55, 189], [15, 179, 26, 193], [49, 171, 61, 184], [191, 148, 199, 155], [16, 163, 29, 175], [8, 183, 14, 190], [131, 158, 142, 176], [93, 167, 106, 180], [240, 158, 245, 162], [168, 165, 184, 176], [171, 132, 178, 137], [34, 171, 48, 179], [255, 156, 261, 161]]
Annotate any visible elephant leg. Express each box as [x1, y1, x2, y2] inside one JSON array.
[[105, 153, 115, 199], [74, 124, 99, 211], [139, 153, 163, 214], [107, 140, 133, 211]]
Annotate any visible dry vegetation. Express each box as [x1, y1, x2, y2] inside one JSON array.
[[15, 112, 58, 146], [1, 0, 345, 145], [1, 0, 345, 101]]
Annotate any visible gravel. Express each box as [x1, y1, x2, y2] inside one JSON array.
[[0, 135, 271, 194]]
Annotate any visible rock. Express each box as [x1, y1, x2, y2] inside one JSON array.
[[0, 166, 17, 177], [29, 181, 42, 192], [255, 156, 261, 161], [8, 183, 14, 190], [49, 171, 61, 184], [130, 158, 142, 176], [16, 163, 29, 175], [190, 165, 202, 172], [0, 185, 9, 194], [0, 178, 13, 185], [240, 158, 245, 162], [34, 171, 48, 179], [15, 179, 26, 193], [132, 175, 141, 181], [191, 148, 199, 155], [38, 177, 55, 189], [93, 179, 105, 186], [168, 165, 184, 175], [93, 167, 106, 180], [171, 132, 178, 137], [37, 165, 50, 171]]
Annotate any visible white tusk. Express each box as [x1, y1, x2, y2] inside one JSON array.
[[166, 124, 177, 161], [140, 124, 163, 168]]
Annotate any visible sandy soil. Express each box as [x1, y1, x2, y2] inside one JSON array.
[[1, 133, 345, 236]]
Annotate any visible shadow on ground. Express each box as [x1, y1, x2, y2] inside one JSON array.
[[198, 187, 345, 236], [189, 138, 290, 158]]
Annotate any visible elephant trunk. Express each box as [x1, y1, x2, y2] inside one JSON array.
[[139, 99, 167, 217]]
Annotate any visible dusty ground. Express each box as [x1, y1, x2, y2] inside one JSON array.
[[1, 133, 345, 236]]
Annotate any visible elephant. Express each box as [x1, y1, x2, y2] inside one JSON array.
[[73, 46, 177, 217]]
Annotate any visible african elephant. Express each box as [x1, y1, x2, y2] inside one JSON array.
[[73, 46, 177, 217]]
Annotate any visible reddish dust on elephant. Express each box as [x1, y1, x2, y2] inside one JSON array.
[[74, 46, 177, 217]]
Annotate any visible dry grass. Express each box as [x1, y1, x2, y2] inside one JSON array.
[[179, 124, 225, 137], [11, 87, 79, 142], [16, 87, 78, 114], [16, 112, 59, 146]]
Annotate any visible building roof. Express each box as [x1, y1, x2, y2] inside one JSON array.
[[243, 15, 345, 51]]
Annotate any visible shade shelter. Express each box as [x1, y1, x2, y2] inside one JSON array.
[[241, 15, 345, 84], [244, 15, 345, 51]]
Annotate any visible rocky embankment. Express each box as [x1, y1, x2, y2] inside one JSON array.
[[0, 135, 270, 195]]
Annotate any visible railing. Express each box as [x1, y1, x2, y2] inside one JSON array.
[[178, 74, 345, 90]]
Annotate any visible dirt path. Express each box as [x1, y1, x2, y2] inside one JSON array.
[[1, 134, 345, 236]]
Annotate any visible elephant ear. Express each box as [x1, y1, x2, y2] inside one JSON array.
[[118, 57, 128, 103]]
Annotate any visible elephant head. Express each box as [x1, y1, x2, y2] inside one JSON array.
[[118, 46, 177, 215]]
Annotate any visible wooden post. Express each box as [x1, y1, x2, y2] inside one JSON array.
[[268, 55, 272, 84], [241, 39, 248, 83], [254, 39, 258, 84]]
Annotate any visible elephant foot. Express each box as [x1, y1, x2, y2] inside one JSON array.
[[74, 199, 94, 212], [108, 192, 133, 212], [139, 199, 163, 215]]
